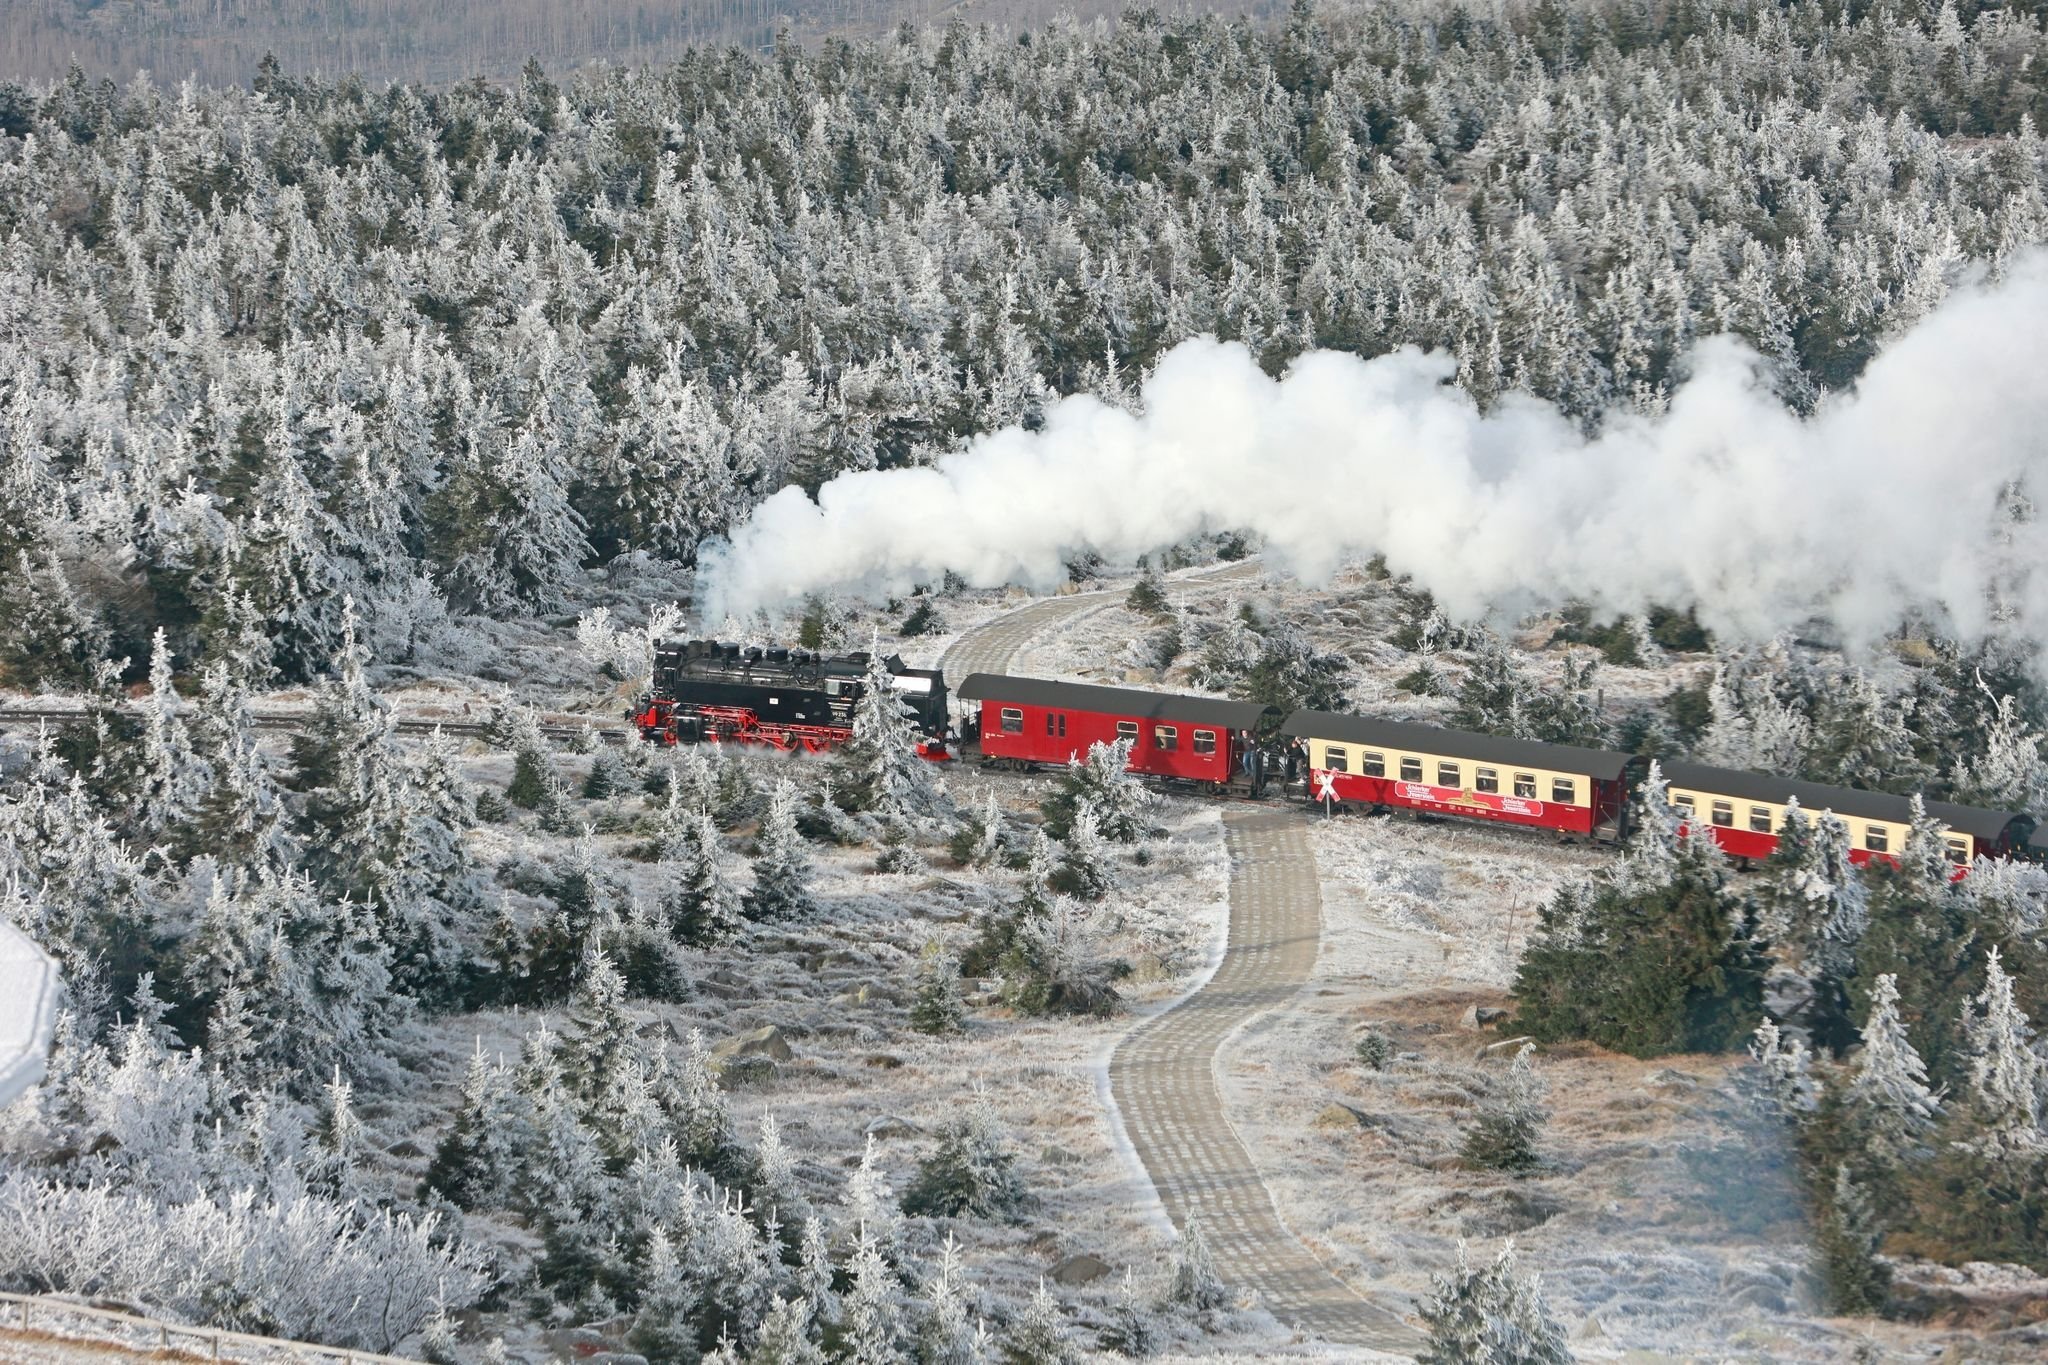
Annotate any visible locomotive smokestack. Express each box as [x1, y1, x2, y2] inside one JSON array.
[[698, 254, 2048, 655]]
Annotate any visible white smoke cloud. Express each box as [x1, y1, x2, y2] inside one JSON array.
[[698, 255, 2048, 652]]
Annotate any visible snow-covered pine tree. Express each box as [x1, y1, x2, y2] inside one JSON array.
[[752, 1111, 809, 1230], [750, 1295, 828, 1365], [1461, 1042, 1547, 1172], [1167, 1210, 1228, 1313], [424, 1039, 528, 1211], [1815, 1164, 1891, 1314], [129, 628, 207, 843], [1041, 738, 1150, 843], [1004, 1280, 1078, 1365], [1749, 1019, 1818, 1118], [662, 806, 744, 946], [909, 940, 967, 1036], [1845, 972, 1942, 1164], [564, 945, 634, 1100], [305, 1065, 369, 1201], [839, 1226, 906, 1364], [1955, 947, 2046, 1159], [901, 1088, 1026, 1220], [1052, 799, 1116, 901], [1100, 1267, 1157, 1357], [914, 1233, 983, 1365], [187, 662, 291, 869], [1417, 1239, 1572, 1365], [834, 647, 937, 820], [843, 1134, 903, 1263], [745, 778, 814, 922], [626, 1225, 696, 1362], [1950, 682, 2048, 813], [1612, 759, 1682, 894]]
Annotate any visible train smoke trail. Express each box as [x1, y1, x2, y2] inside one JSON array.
[[697, 254, 2048, 650]]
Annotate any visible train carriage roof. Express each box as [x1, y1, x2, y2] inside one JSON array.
[[1280, 711, 1636, 781], [956, 674, 1280, 732], [1660, 760, 2022, 841]]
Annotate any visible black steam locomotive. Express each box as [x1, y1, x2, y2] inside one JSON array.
[[631, 640, 951, 757]]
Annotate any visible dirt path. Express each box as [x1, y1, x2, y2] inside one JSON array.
[[1110, 811, 1419, 1353], [941, 563, 1418, 1353]]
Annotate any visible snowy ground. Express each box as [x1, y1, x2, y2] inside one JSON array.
[[356, 736, 1336, 1358], [1206, 807, 2047, 1363]]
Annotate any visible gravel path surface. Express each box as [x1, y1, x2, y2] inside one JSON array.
[[945, 562, 1419, 1354]]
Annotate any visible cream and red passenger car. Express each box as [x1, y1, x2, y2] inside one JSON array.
[[1281, 712, 1641, 840]]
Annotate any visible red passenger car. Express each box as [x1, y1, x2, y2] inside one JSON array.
[[1282, 711, 1639, 840], [956, 674, 1280, 793], [1660, 761, 2032, 872]]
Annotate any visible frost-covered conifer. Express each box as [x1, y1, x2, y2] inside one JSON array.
[[1101, 1267, 1157, 1357], [835, 648, 937, 819], [1417, 1240, 1572, 1365], [1043, 738, 1150, 843], [305, 1066, 369, 1201], [745, 778, 814, 922], [914, 1233, 982, 1365], [1956, 947, 2046, 1159], [1613, 760, 1682, 894], [1748, 1018, 1818, 1117], [1816, 1165, 1891, 1314], [1845, 973, 1941, 1163], [901, 1089, 1026, 1220], [565, 945, 634, 1098], [425, 1039, 526, 1211], [909, 941, 967, 1036], [1950, 683, 2048, 812], [1167, 1211, 1227, 1313], [839, 1227, 905, 1364], [844, 1134, 902, 1261], [753, 1111, 808, 1228], [663, 806, 744, 945], [1005, 1281, 1078, 1365], [797, 1214, 837, 1327], [130, 628, 207, 842], [751, 1295, 828, 1365], [1053, 799, 1116, 901], [1461, 1043, 1546, 1172]]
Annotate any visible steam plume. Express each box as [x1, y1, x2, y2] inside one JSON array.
[[698, 256, 2048, 651]]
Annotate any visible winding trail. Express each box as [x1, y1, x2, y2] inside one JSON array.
[[945, 563, 1418, 1354]]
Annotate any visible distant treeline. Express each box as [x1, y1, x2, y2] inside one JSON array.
[[0, 0, 1274, 86]]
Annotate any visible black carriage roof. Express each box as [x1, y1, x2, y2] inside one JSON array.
[[956, 674, 1280, 731], [1660, 760, 2021, 841], [1280, 711, 1636, 781]]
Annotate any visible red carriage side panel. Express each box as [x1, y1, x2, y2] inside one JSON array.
[[959, 674, 1277, 788]]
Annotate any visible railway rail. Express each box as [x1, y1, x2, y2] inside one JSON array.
[[0, 705, 631, 746]]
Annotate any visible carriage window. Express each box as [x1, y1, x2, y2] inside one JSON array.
[[1192, 730, 1216, 755], [1155, 726, 1178, 751], [1749, 806, 1774, 833], [1400, 757, 1424, 782], [1946, 837, 1970, 866], [1325, 747, 1348, 773], [1116, 721, 1139, 742], [1865, 825, 1890, 854], [1551, 778, 1576, 804], [1475, 767, 1498, 794], [1711, 801, 1734, 827], [1363, 751, 1385, 777], [1043, 712, 1066, 737], [1673, 792, 1695, 809], [1000, 708, 1023, 734], [1514, 773, 1537, 799], [1438, 762, 1461, 788]]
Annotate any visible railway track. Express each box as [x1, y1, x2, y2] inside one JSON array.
[[0, 705, 630, 746]]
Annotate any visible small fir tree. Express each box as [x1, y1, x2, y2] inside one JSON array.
[[901, 1090, 1027, 1220], [1461, 1043, 1546, 1173], [910, 941, 968, 1035], [745, 778, 814, 922], [1167, 1211, 1227, 1313]]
